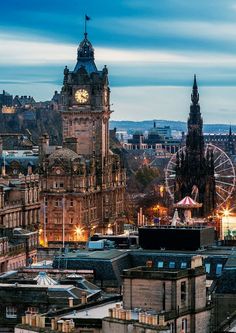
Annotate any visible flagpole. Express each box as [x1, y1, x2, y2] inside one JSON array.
[[44, 196, 47, 246], [85, 15, 86, 34]]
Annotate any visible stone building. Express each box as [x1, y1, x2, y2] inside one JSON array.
[[120, 255, 211, 333], [39, 32, 126, 245], [0, 90, 13, 109], [204, 125, 236, 157], [0, 174, 40, 272]]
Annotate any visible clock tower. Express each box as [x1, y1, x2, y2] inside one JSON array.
[[39, 31, 126, 245], [61, 32, 110, 161]]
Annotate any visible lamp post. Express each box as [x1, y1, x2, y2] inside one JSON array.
[[62, 195, 65, 248], [223, 208, 230, 240]]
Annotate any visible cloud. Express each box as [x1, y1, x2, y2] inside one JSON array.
[[0, 33, 75, 65], [2, 32, 236, 69], [96, 17, 236, 44]]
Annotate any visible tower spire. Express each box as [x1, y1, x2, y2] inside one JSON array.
[[191, 74, 199, 105]]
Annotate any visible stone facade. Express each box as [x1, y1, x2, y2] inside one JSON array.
[[0, 175, 40, 272], [39, 33, 126, 245], [122, 256, 211, 333]]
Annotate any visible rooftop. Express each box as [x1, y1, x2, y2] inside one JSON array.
[[122, 264, 205, 280], [62, 301, 122, 319]]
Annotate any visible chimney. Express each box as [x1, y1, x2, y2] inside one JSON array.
[[51, 318, 56, 330], [27, 164, 32, 175], [191, 255, 203, 269], [81, 291, 87, 304], [39, 134, 49, 156], [68, 297, 74, 307], [57, 320, 64, 332], [63, 137, 79, 154], [158, 314, 165, 326]]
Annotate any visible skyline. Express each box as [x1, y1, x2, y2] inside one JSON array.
[[1, 1, 236, 122]]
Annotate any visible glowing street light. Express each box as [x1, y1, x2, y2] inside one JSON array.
[[74, 226, 83, 240]]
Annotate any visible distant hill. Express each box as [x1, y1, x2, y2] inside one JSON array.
[[110, 120, 234, 134]]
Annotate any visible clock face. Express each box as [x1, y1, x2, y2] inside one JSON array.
[[75, 89, 89, 104]]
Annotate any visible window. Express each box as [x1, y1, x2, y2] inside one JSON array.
[[54, 182, 64, 189], [182, 318, 187, 333], [205, 263, 211, 274], [70, 199, 74, 207], [54, 214, 62, 224], [181, 281, 186, 302], [181, 262, 187, 269], [157, 261, 164, 268], [169, 261, 175, 268], [216, 263, 223, 276], [55, 199, 62, 207], [6, 306, 17, 318]]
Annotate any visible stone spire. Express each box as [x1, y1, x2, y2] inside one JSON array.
[[186, 75, 204, 154], [191, 74, 199, 105], [174, 76, 216, 217]]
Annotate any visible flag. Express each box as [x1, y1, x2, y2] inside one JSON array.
[[85, 15, 91, 21]]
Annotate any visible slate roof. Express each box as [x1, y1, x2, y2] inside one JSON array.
[[53, 248, 230, 286], [215, 270, 236, 293]]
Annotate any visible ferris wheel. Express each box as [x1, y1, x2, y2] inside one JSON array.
[[165, 143, 236, 208]]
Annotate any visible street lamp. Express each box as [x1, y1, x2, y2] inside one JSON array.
[[222, 208, 231, 239], [74, 226, 82, 241]]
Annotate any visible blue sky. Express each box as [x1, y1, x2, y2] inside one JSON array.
[[1, 0, 236, 122]]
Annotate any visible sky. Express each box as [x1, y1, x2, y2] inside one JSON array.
[[1, 0, 236, 123]]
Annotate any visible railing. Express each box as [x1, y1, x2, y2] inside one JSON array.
[[4, 200, 23, 208]]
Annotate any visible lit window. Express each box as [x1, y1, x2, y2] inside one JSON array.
[[6, 306, 17, 318], [181, 262, 187, 269], [216, 263, 223, 276], [205, 263, 211, 274], [158, 261, 164, 268], [169, 262, 175, 268]]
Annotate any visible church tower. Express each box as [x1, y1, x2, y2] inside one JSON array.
[[227, 125, 235, 155], [175, 76, 215, 217], [61, 32, 110, 162]]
